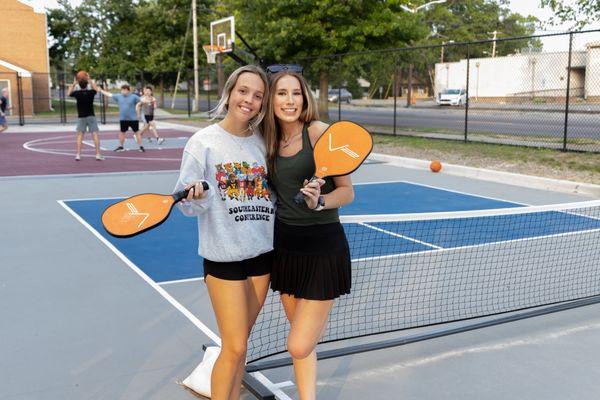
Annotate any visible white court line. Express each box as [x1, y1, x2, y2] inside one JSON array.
[[349, 226, 600, 264], [358, 222, 442, 250], [23, 135, 182, 161], [321, 321, 600, 384], [351, 179, 529, 207], [57, 200, 293, 400]]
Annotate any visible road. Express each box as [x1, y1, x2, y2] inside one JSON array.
[[42, 92, 600, 139]]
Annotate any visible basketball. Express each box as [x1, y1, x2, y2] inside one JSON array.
[[76, 70, 89, 81], [430, 160, 442, 173]]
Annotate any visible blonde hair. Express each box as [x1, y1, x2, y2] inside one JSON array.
[[263, 71, 319, 174], [212, 65, 269, 133]]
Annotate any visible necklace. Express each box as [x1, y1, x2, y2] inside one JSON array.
[[219, 123, 253, 155], [281, 130, 301, 148]]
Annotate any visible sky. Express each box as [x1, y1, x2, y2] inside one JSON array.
[[26, 0, 600, 52]]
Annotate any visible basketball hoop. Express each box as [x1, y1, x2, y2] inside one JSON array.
[[203, 45, 223, 64]]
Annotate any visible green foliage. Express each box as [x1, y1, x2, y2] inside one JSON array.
[[226, 0, 425, 67], [540, 0, 600, 28], [47, 0, 213, 78]]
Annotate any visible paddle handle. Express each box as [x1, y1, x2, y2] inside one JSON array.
[[172, 181, 209, 203], [293, 176, 317, 205]]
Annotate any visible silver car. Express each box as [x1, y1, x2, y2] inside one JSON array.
[[328, 88, 353, 103]]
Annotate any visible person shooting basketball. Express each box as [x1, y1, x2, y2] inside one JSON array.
[[68, 71, 103, 161]]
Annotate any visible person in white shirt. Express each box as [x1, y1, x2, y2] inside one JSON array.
[[174, 65, 272, 400]]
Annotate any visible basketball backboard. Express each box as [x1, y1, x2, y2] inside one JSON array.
[[210, 16, 235, 53]]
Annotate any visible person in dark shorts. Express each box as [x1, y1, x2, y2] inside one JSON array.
[[263, 69, 355, 399], [174, 65, 273, 399], [99, 84, 144, 152], [136, 86, 164, 144], [68, 76, 103, 161], [0, 88, 12, 133]]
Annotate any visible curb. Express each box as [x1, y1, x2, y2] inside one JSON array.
[[369, 152, 600, 198]]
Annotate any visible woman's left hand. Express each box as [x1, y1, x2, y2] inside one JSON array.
[[301, 178, 325, 209]]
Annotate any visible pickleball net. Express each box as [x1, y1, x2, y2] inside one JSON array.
[[246, 199, 600, 368]]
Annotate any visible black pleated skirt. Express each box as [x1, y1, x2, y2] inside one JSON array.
[[271, 218, 351, 300]]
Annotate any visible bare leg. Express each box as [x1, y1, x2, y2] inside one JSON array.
[[281, 295, 334, 400], [92, 132, 101, 156], [205, 276, 250, 400], [133, 130, 143, 146], [0, 124, 7, 133], [76, 132, 84, 156], [149, 121, 159, 138], [230, 274, 270, 399], [118, 131, 125, 147], [139, 123, 149, 138]]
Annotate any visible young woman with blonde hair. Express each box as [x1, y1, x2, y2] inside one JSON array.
[[174, 65, 274, 400], [263, 67, 354, 399]]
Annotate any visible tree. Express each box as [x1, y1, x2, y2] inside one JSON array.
[[540, 0, 600, 28], [225, 0, 426, 118], [47, 0, 213, 75]]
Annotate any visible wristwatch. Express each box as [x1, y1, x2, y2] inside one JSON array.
[[314, 195, 325, 211]]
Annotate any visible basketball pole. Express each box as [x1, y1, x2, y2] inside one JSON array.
[[192, 0, 200, 112]]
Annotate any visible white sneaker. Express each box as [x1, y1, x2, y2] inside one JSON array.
[[96, 154, 104, 161], [157, 137, 165, 145], [75, 154, 81, 161]]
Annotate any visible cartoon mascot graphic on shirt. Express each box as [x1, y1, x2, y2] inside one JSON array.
[[216, 162, 270, 202]]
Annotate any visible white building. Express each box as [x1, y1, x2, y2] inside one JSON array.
[[435, 42, 600, 102]]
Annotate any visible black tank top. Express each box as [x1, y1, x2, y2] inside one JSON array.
[[271, 122, 339, 226]]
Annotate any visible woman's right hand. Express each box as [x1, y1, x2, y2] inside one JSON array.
[[184, 182, 207, 201]]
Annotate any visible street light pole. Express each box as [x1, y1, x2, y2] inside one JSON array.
[[440, 40, 454, 63]]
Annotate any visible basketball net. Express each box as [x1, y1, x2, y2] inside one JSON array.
[[202, 45, 223, 64]]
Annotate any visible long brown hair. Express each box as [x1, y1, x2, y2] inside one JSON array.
[[212, 65, 270, 133], [263, 71, 319, 174]]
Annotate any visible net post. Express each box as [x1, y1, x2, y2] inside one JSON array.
[[563, 32, 573, 152]]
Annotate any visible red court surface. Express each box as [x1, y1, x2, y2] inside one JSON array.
[[0, 129, 193, 177]]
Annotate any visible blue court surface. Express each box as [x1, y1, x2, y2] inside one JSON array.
[[59, 180, 598, 285]]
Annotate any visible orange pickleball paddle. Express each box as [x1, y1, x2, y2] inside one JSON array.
[[102, 182, 209, 237], [293, 121, 373, 204]]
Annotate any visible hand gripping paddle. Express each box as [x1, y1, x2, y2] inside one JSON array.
[[293, 121, 373, 204], [102, 182, 209, 238]]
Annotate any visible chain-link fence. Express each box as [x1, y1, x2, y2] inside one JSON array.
[[298, 29, 600, 153], [6, 30, 600, 152]]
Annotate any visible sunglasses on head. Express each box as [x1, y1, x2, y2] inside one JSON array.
[[266, 64, 304, 75]]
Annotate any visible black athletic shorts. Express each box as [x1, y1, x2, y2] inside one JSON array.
[[203, 250, 273, 281], [120, 120, 139, 132], [144, 114, 154, 123]]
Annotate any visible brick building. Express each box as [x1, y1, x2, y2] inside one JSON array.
[[0, 0, 51, 115]]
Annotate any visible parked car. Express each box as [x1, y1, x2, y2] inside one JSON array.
[[328, 88, 353, 103], [436, 89, 467, 106]]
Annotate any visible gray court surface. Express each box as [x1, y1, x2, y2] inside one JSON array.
[[1, 161, 599, 400]]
